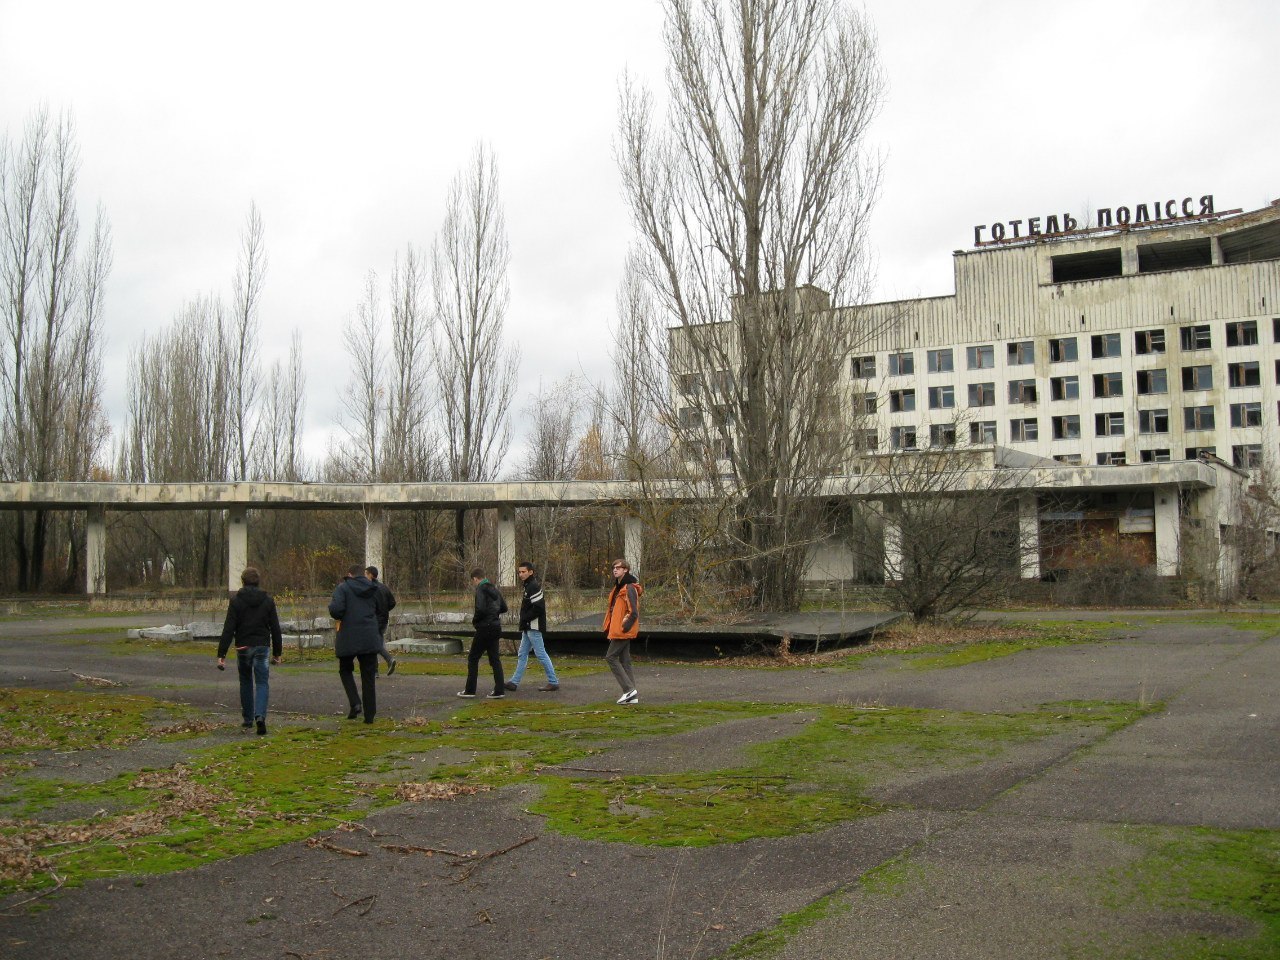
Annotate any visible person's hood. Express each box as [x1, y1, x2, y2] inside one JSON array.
[[614, 571, 638, 587], [237, 585, 268, 607], [345, 575, 377, 598]]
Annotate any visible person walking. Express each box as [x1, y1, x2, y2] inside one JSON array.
[[505, 560, 559, 693], [458, 567, 507, 699], [365, 565, 398, 676], [603, 557, 643, 704], [329, 563, 382, 723], [216, 566, 283, 735]]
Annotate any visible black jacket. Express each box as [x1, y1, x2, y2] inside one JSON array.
[[472, 579, 507, 630], [328, 575, 383, 656], [518, 575, 547, 633], [371, 579, 396, 632], [218, 586, 283, 659]]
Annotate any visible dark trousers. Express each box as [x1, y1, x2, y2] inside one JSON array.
[[464, 624, 504, 696], [339, 652, 378, 720]]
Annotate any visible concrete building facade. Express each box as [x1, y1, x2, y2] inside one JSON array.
[[838, 197, 1280, 471]]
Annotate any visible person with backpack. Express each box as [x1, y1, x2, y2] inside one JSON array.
[[365, 565, 397, 676], [458, 567, 507, 699]]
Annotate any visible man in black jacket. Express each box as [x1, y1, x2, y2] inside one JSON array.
[[217, 567, 284, 735], [365, 565, 397, 676], [458, 567, 506, 699], [329, 564, 383, 723], [504, 560, 559, 692]]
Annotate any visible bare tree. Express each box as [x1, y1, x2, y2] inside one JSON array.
[[432, 143, 517, 566], [607, 252, 671, 481], [334, 272, 385, 482], [845, 445, 1043, 620], [1, 109, 111, 590], [228, 203, 266, 480], [517, 375, 591, 483], [618, 0, 885, 610], [258, 330, 307, 481], [386, 244, 436, 481], [119, 296, 235, 585]]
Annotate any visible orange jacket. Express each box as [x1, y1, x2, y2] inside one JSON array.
[[603, 576, 644, 641]]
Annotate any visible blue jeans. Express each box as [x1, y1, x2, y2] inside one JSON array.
[[510, 629, 558, 685], [237, 646, 270, 722]]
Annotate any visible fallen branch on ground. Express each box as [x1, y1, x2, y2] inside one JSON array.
[[454, 835, 537, 882], [306, 838, 366, 857]]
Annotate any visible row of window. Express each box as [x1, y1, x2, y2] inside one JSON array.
[[851, 320, 1278, 379], [860, 361, 1269, 413], [882, 405, 1264, 446], [872, 424, 1264, 469]]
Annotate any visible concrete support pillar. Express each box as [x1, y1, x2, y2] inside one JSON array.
[[1018, 493, 1041, 580], [882, 508, 902, 582], [1121, 244, 1139, 276], [1154, 490, 1180, 576], [623, 515, 643, 574], [364, 507, 385, 575], [227, 506, 248, 595], [497, 507, 517, 587], [85, 506, 107, 595]]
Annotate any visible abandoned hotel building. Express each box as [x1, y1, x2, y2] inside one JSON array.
[[784, 193, 1280, 588]]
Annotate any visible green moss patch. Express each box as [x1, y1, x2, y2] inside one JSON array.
[[0, 688, 204, 754], [1101, 826, 1280, 959], [529, 701, 1153, 846]]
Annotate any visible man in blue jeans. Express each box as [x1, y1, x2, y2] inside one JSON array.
[[217, 567, 284, 735], [505, 560, 559, 693]]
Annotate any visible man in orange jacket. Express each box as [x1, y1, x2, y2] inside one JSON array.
[[603, 557, 643, 704]]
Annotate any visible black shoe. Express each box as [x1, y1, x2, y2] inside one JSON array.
[[347, 704, 361, 719], [256, 718, 267, 736], [456, 691, 476, 698], [241, 720, 253, 730], [363, 715, 375, 724], [504, 681, 518, 691], [486, 692, 505, 699], [387, 659, 397, 676]]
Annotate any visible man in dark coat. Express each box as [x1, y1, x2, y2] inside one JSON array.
[[329, 563, 382, 723], [458, 567, 506, 699], [505, 560, 558, 692], [217, 566, 283, 735], [365, 565, 398, 675]]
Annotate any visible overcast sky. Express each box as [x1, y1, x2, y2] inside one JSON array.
[[3, 0, 1278, 474]]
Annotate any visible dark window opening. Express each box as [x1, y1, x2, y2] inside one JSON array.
[[1220, 218, 1280, 265], [1137, 238, 1212, 273], [1052, 248, 1123, 283]]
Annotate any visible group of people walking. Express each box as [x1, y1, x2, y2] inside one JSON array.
[[216, 557, 643, 733]]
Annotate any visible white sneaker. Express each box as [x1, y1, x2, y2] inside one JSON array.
[[616, 689, 638, 705]]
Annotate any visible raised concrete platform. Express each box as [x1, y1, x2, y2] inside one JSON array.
[[388, 637, 463, 655], [408, 610, 904, 653]]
